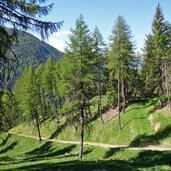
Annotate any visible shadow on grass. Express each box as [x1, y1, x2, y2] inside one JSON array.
[[0, 134, 11, 147], [5, 153, 171, 171], [25, 141, 52, 155], [0, 156, 18, 167], [24, 142, 77, 162], [3, 159, 134, 171], [49, 123, 67, 139], [103, 147, 123, 159], [126, 98, 158, 113], [0, 141, 18, 154], [122, 116, 146, 130], [3, 150, 171, 171], [129, 125, 171, 147], [132, 150, 171, 167]]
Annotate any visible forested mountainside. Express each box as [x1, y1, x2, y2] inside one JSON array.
[[1, 2, 171, 170], [7, 28, 63, 72]]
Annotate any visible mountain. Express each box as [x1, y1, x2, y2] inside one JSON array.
[[7, 28, 64, 72]]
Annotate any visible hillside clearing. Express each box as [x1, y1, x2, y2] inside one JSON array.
[[10, 98, 171, 147], [0, 133, 171, 171]]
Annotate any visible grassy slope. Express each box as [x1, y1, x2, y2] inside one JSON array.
[[0, 133, 171, 171], [10, 97, 171, 147]]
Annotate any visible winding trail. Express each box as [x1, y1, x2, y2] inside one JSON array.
[[9, 132, 171, 151]]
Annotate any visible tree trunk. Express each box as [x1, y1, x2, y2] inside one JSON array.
[[40, 88, 46, 125], [0, 109, 11, 129], [159, 60, 164, 108], [34, 109, 42, 142], [52, 78, 58, 122], [79, 104, 84, 159], [164, 63, 171, 111], [118, 66, 121, 131], [97, 71, 104, 124], [121, 75, 126, 113]]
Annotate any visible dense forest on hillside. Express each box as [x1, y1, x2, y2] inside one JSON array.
[[7, 28, 63, 69], [1, 1, 171, 165]]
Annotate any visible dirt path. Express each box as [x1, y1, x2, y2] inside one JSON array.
[[9, 132, 171, 151]]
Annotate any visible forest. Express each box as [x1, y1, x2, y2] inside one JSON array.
[[0, 1, 171, 170]]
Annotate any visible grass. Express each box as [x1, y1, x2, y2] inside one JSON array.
[[10, 97, 171, 147], [0, 133, 171, 170]]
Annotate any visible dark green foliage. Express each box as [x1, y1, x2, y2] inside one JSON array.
[[6, 29, 63, 88], [0, 0, 63, 133], [0, 0, 63, 40], [64, 14, 95, 159], [106, 16, 136, 130], [0, 0, 63, 86], [92, 27, 106, 123], [7, 28, 63, 67], [142, 4, 167, 95]]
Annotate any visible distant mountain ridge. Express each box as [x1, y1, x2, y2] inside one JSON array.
[[5, 28, 64, 87], [7, 28, 63, 71]]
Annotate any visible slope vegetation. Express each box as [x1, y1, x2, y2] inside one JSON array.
[[0, 133, 171, 170], [10, 98, 171, 148]]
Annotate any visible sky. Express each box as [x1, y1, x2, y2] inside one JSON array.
[[38, 0, 171, 52]]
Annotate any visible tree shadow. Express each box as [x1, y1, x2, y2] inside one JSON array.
[[132, 150, 171, 167], [49, 123, 67, 139], [3, 151, 171, 171], [126, 98, 158, 113], [0, 133, 11, 147], [0, 141, 18, 154], [49, 117, 71, 139], [83, 147, 93, 155], [103, 147, 123, 159], [24, 145, 77, 163], [3, 159, 134, 171], [0, 157, 17, 166], [25, 141, 52, 155], [24, 142, 77, 162], [122, 117, 146, 130], [129, 125, 171, 147]]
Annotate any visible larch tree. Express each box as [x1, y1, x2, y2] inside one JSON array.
[[165, 24, 171, 111], [92, 26, 106, 124], [142, 34, 157, 97], [43, 56, 58, 121], [0, 0, 63, 86], [0, 0, 63, 40], [13, 66, 42, 141], [0, 0, 63, 131], [107, 16, 135, 131], [35, 64, 47, 125], [65, 15, 94, 159]]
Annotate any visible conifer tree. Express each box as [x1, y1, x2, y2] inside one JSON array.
[[35, 64, 47, 125], [0, 0, 63, 86], [142, 34, 156, 97], [13, 66, 42, 141], [0, 0, 63, 129], [165, 24, 171, 110], [142, 4, 169, 107], [107, 16, 135, 130], [152, 4, 168, 107], [0, 0, 63, 40], [43, 56, 58, 121], [65, 15, 94, 159], [92, 26, 106, 123]]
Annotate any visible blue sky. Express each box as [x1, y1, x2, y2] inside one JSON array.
[[41, 0, 171, 52]]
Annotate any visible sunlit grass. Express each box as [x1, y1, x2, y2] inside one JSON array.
[[0, 133, 171, 171]]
